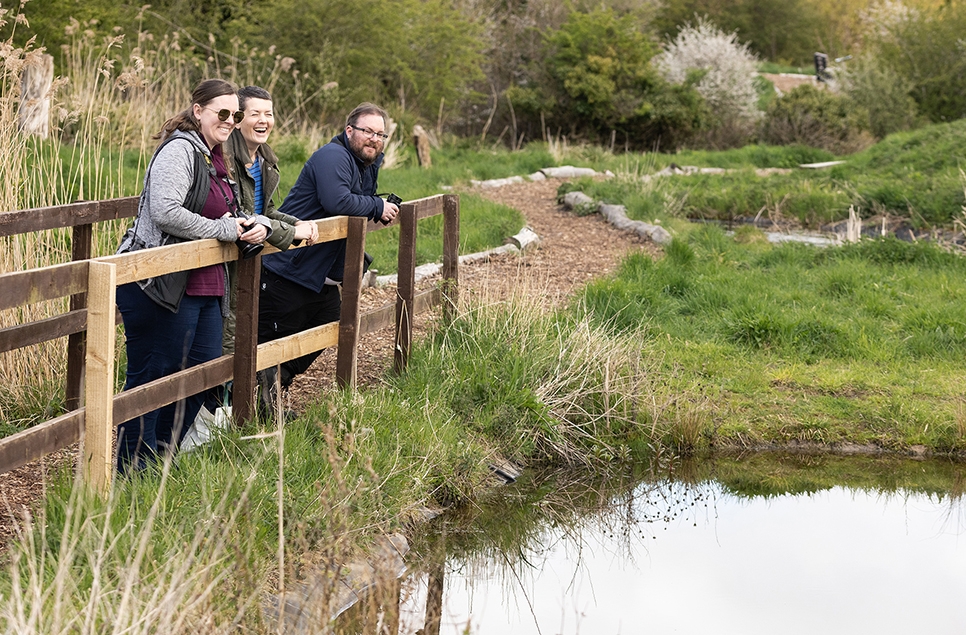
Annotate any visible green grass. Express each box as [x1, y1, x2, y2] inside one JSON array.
[[575, 228, 966, 454]]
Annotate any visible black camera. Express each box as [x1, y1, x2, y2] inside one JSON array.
[[235, 211, 264, 259], [381, 193, 403, 225]]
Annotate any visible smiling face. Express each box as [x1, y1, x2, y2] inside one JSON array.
[[238, 97, 274, 159], [345, 112, 387, 166], [193, 93, 240, 148]]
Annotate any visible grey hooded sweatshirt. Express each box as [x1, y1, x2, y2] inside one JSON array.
[[119, 129, 240, 252]]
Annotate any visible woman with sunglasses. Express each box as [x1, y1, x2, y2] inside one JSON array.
[[114, 78, 269, 473]]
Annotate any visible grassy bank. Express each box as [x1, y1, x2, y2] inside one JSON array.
[[0, 287, 662, 632], [577, 227, 966, 454], [571, 120, 966, 228]]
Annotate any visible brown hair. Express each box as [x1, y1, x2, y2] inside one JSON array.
[[345, 102, 389, 130], [156, 78, 237, 141]]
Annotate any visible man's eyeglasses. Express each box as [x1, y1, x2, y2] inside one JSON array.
[[349, 124, 389, 141], [205, 107, 245, 124]]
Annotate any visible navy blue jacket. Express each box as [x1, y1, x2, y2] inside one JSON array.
[[262, 131, 383, 292]]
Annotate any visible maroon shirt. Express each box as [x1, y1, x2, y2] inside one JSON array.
[[186, 144, 234, 297]]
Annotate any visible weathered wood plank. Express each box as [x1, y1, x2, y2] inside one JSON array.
[[415, 196, 445, 221], [0, 262, 88, 311], [0, 411, 83, 475], [0, 197, 139, 237], [0, 310, 86, 354], [394, 203, 417, 372], [255, 323, 339, 372], [66, 223, 92, 411], [232, 255, 261, 425], [359, 303, 396, 335], [112, 356, 233, 425], [103, 216, 348, 285], [336, 217, 368, 389], [83, 260, 116, 492], [442, 194, 460, 323], [107, 239, 237, 286], [365, 195, 444, 233]]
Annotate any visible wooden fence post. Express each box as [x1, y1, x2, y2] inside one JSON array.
[[232, 254, 261, 424], [413, 125, 432, 168], [394, 203, 417, 373], [84, 260, 116, 492], [66, 221, 93, 410], [336, 217, 368, 389], [441, 195, 460, 324]]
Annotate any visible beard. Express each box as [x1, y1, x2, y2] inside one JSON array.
[[348, 133, 380, 166]]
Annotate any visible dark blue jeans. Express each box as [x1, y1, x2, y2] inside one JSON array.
[[116, 283, 223, 472]]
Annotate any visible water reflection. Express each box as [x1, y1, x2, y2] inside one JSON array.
[[396, 456, 966, 635]]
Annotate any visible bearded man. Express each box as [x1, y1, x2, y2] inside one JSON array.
[[256, 103, 398, 395]]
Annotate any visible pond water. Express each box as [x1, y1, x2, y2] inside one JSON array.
[[392, 456, 966, 635]]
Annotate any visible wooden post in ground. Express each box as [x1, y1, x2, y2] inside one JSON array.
[[413, 125, 432, 168], [394, 203, 417, 373], [336, 217, 368, 389], [66, 222, 92, 411], [232, 254, 261, 424], [84, 260, 116, 492], [18, 53, 53, 139], [441, 194, 460, 324]]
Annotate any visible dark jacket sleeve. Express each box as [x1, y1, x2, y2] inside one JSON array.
[[311, 146, 384, 220]]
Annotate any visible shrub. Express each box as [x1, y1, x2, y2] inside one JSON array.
[[839, 55, 920, 139], [760, 84, 874, 154], [540, 8, 710, 149], [656, 17, 761, 148], [858, 0, 966, 124]]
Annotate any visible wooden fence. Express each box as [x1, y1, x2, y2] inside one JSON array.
[[0, 194, 460, 492]]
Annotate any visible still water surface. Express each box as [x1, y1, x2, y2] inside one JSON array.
[[397, 461, 966, 635]]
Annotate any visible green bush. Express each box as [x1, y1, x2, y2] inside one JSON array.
[[539, 8, 710, 149], [840, 55, 920, 139], [760, 84, 873, 154], [865, 1, 966, 124]]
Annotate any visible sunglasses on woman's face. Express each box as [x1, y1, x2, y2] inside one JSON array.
[[204, 107, 245, 124]]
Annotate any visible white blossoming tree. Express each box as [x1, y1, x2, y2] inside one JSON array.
[[656, 17, 761, 146]]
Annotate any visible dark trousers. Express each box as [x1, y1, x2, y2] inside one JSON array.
[[116, 283, 223, 472], [257, 267, 341, 385]]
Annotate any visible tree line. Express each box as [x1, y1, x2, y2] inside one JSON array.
[[11, 0, 966, 151]]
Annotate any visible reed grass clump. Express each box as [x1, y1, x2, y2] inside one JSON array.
[[392, 287, 671, 469]]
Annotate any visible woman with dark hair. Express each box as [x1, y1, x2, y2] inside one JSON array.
[[115, 78, 269, 472], [221, 85, 317, 356]]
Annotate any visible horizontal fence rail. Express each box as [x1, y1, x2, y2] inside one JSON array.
[[0, 193, 460, 492]]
